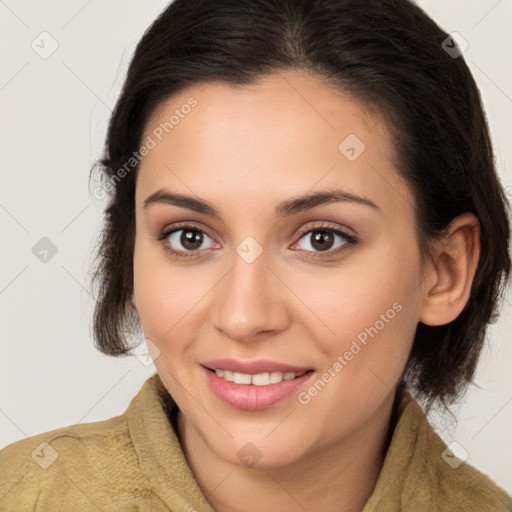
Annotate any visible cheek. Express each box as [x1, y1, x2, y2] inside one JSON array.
[[132, 240, 214, 350], [133, 241, 181, 339], [293, 240, 421, 397], [294, 241, 419, 342]]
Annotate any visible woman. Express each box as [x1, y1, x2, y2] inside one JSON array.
[[1, 0, 511, 510]]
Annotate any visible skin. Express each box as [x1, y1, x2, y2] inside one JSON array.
[[131, 70, 480, 512]]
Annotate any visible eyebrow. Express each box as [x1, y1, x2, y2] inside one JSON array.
[[143, 188, 380, 218]]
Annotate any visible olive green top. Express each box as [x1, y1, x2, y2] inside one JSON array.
[[1, 373, 510, 511]]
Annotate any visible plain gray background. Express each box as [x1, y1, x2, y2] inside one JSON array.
[[1, 0, 511, 495]]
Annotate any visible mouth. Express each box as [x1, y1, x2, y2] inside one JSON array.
[[203, 366, 314, 386], [201, 360, 316, 410]]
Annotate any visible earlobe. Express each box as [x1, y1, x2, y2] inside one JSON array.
[[419, 213, 480, 326]]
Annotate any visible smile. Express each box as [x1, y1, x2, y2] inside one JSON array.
[[210, 368, 309, 385], [202, 364, 315, 410]]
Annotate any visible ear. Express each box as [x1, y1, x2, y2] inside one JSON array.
[[419, 212, 480, 326]]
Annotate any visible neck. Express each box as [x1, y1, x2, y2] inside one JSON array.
[[176, 390, 399, 512]]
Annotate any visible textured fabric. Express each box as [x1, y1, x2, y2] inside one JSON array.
[[0, 372, 510, 511]]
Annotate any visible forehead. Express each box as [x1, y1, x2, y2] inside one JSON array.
[[143, 71, 383, 152], [136, 71, 411, 220]]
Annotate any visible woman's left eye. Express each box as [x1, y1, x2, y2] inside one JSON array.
[[292, 226, 358, 258], [158, 223, 357, 260]]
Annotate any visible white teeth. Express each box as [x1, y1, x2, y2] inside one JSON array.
[[252, 373, 271, 386], [269, 372, 283, 384], [233, 372, 252, 385], [213, 369, 307, 385]]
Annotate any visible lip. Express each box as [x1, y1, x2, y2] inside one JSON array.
[[201, 365, 315, 410], [202, 358, 313, 374]]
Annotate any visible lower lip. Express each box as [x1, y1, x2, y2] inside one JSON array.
[[202, 366, 314, 410]]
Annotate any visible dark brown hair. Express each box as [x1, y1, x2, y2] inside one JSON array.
[[89, 0, 511, 411]]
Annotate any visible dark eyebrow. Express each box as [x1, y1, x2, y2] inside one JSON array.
[[143, 188, 380, 218]]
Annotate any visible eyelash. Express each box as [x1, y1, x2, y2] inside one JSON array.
[[157, 222, 358, 261]]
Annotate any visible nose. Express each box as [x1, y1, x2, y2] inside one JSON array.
[[211, 245, 290, 343]]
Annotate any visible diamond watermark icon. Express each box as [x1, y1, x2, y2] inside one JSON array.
[[442, 32, 469, 59], [338, 134, 366, 161], [32, 237, 58, 263], [441, 441, 469, 469], [236, 236, 263, 264], [237, 442, 262, 467], [132, 338, 161, 366], [31, 31, 59, 59], [31, 441, 58, 469]]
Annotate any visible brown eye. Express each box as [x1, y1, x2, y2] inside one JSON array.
[[309, 230, 335, 251], [161, 226, 216, 254], [179, 229, 205, 250], [168, 228, 212, 251], [296, 228, 353, 254]]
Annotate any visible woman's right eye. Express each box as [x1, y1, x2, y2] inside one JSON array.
[[158, 225, 216, 259]]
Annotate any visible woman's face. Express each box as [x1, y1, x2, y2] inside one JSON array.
[[133, 71, 426, 467]]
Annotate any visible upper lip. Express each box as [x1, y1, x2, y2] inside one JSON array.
[[202, 358, 313, 374]]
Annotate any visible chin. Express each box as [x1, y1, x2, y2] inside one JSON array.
[[217, 440, 306, 470]]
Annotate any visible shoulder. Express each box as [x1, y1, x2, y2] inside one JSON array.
[[424, 425, 512, 511], [368, 393, 512, 512], [407, 396, 512, 511], [0, 413, 149, 510]]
